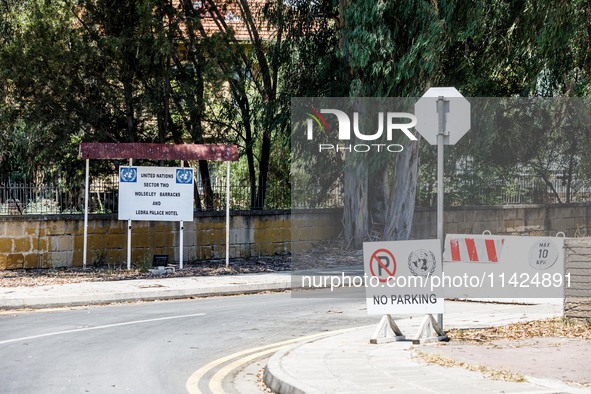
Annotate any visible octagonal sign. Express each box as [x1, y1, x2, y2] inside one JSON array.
[[414, 87, 471, 145]]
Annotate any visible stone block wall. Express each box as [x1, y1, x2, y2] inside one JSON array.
[[411, 204, 591, 239], [0, 210, 339, 269], [2, 204, 591, 270], [564, 238, 591, 320]]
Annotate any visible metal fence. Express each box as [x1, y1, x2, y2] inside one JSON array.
[[2, 175, 591, 215], [0, 179, 291, 215], [418, 176, 591, 207]]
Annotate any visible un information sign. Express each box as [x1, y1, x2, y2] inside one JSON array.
[[118, 166, 194, 222]]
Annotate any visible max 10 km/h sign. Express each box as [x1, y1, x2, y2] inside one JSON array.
[[363, 240, 444, 315], [118, 166, 194, 222]]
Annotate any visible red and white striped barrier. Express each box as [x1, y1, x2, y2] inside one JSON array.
[[443, 235, 505, 263]]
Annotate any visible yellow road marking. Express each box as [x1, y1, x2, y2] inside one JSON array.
[[185, 327, 362, 394], [208, 345, 284, 393]]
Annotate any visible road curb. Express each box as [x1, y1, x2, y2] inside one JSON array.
[[0, 281, 291, 310], [262, 326, 370, 394], [263, 339, 321, 394]]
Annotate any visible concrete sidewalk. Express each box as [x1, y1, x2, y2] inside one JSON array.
[[0, 272, 291, 309], [264, 301, 590, 394]]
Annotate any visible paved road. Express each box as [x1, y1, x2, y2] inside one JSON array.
[[0, 292, 372, 394]]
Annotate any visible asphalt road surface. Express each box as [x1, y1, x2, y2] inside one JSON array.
[[0, 291, 372, 394]]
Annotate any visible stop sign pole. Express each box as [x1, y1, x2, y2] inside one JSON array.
[[435, 97, 447, 331], [414, 87, 471, 332], [436, 97, 446, 253]]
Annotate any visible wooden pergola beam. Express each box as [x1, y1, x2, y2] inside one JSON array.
[[80, 142, 238, 161]]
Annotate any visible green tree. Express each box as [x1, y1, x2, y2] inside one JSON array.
[[0, 0, 85, 180]]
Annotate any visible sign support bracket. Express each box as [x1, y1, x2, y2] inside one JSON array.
[[413, 314, 448, 344], [369, 314, 405, 344]]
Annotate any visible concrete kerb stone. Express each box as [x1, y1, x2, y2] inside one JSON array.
[[264, 339, 325, 394]]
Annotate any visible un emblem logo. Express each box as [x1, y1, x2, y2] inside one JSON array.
[[120, 168, 137, 183], [408, 249, 437, 277], [176, 169, 193, 184]]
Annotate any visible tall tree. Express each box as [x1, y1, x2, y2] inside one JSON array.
[[337, 0, 448, 246]]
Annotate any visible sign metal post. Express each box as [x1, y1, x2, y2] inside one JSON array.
[[83, 159, 89, 270], [225, 160, 231, 269], [436, 96, 446, 330], [414, 87, 471, 332], [127, 158, 132, 270]]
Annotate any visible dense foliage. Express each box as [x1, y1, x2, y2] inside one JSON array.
[[1, 1, 590, 225]]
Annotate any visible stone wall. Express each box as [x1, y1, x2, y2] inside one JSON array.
[[0, 210, 341, 270], [411, 204, 591, 239], [564, 238, 591, 320], [2, 204, 591, 270]]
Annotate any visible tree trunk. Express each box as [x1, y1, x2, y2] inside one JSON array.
[[255, 130, 271, 209], [192, 48, 214, 210], [383, 139, 420, 240], [343, 152, 368, 248], [123, 76, 135, 142]]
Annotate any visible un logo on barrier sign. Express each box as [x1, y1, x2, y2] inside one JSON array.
[[176, 168, 193, 184], [408, 249, 437, 277], [120, 167, 137, 183]]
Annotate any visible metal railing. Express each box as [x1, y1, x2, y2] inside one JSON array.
[[3, 174, 591, 215], [0, 179, 291, 215], [418, 176, 591, 207]]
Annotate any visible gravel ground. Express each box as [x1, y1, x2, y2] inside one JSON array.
[[0, 255, 291, 288]]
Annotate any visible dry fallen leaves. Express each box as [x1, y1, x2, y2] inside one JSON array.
[[413, 350, 527, 382], [448, 317, 591, 342], [0, 239, 359, 288], [414, 318, 591, 384]]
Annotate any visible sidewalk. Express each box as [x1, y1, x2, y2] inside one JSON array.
[[0, 272, 291, 309], [265, 300, 591, 394]]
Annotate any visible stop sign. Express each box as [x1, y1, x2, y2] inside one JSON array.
[[414, 87, 470, 145]]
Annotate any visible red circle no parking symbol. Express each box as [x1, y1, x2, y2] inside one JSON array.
[[369, 248, 397, 283]]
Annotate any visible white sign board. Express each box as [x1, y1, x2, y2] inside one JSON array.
[[118, 166, 194, 222], [363, 240, 444, 315]]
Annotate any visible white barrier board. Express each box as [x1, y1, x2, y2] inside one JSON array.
[[443, 234, 565, 298]]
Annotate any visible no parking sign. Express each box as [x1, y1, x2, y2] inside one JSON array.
[[363, 240, 444, 315], [368, 248, 397, 282]]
